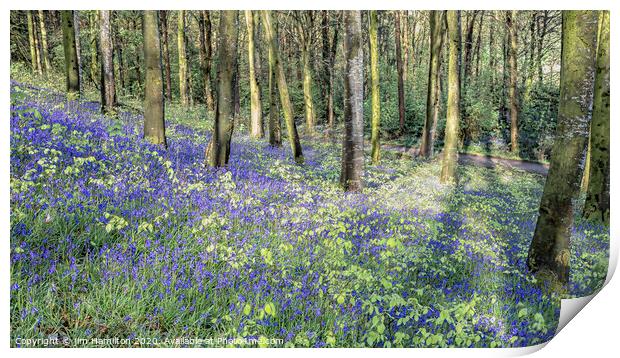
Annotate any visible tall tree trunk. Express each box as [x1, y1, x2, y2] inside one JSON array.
[[38, 11, 51, 73], [99, 10, 116, 114], [537, 11, 549, 84], [473, 11, 484, 78], [89, 11, 99, 86], [267, 24, 282, 147], [340, 10, 364, 192], [488, 12, 495, 94], [201, 11, 215, 111], [262, 10, 304, 164], [527, 10, 599, 286], [206, 10, 238, 167], [583, 11, 610, 225], [246, 10, 263, 138], [523, 11, 537, 101], [177, 10, 189, 106], [61, 11, 80, 100], [441, 10, 461, 184], [462, 11, 478, 90], [420, 10, 445, 158], [402, 11, 410, 83], [395, 11, 405, 135], [370, 10, 381, 165], [73, 11, 82, 90], [32, 12, 43, 75], [327, 16, 339, 132], [114, 26, 125, 96], [143, 10, 167, 147], [159, 10, 172, 102], [506, 10, 519, 153], [27, 11, 38, 74]]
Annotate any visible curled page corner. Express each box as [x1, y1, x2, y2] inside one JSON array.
[[554, 220, 616, 337]]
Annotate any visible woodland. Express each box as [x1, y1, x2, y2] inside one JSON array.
[[9, 10, 609, 347]]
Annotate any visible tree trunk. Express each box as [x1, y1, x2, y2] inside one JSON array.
[[99, 10, 116, 114], [583, 11, 610, 225], [395, 11, 405, 135], [537, 11, 549, 84], [32, 13, 43, 75], [527, 10, 599, 286], [143, 10, 167, 147], [420, 10, 445, 158], [369, 10, 381, 165], [462, 11, 478, 89], [201, 11, 215, 110], [206, 10, 238, 167], [267, 24, 282, 147], [262, 10, 304, 164], [441, 10, 461, 184], [73, 11, 82, 90], [340, 10, 364, 192], [506, 10, 519, 153], [177, 10, 189, 106], [327, 16, 339, 132], [38, 11, 51, 74], [473, 11, 484, 78], [246, 10, 263, 138], [61, 11, 80, 100], [159, 11, 172, 102], [89, 11, 99, 86], [27, 11, 38, 74]]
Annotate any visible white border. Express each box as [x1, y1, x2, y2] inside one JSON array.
[[2, 1, 618, 357]]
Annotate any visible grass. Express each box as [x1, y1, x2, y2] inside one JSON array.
[[9, 70, 608, 348]]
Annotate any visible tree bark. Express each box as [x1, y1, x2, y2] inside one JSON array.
[[420, 10, 445, 158], [61, 11, 80, 100], [159, 11, 172, 102], [246, 10, 263, 138], [267, 22, 282, 148], [395, 11, 405, 134], [206, 10, 238, 167], [583, 11, 610, 225], [440, 11, 461, 184], [527, 10, 599, 286], [340, 10, 364, 192], [369, 10, 381, 164], [262, 10, 304, 164], [99, 10, 116, 114], [506, 10, 519, 153], [201, 11, 215, 110], [143, 10, 167, 147], [27, 11, 38, 74], [177, 10, 189, 106], [38, 11, 51, 73]]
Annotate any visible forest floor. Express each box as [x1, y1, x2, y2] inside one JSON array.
[[379, 144, 549, 176], [9, 80, 608, 348]]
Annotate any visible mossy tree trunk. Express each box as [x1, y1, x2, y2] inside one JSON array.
[[38, 11, 51, 74], [420, 10, 445, 158], [99, 10, 117, 114], [143, 10, 167, 147], [340, 10, 364, 192], [506, 10, 519, 153], [394, 11, 405, 135], [583, 11, 610, 225], [527, 10, 599, 286], [199, 11, 215, 111], [295, 12, 317, 136], [27, 11, 37, 74], [369, 10, 381, 164], [32, 12, 43, 76], [159, 11, 172, 102], [177, 10, 189, 106], [61, 11, 80, 100], [206, 10, 238, 167], [88, 11, 99, 86], [440, 10, 461, 184], [262, 10, 304, 164], [246, 10, 263, 139], [267, 28, 282, 147]]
